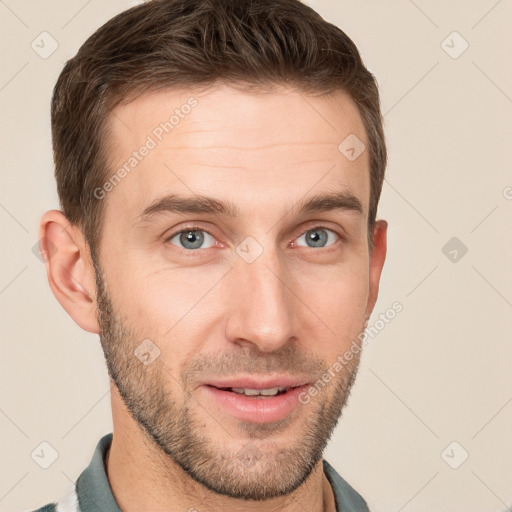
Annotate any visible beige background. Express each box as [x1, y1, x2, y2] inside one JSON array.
[[1, 0, 511, 510]]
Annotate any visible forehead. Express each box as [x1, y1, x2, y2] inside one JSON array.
[[103, 83, 370, 222]]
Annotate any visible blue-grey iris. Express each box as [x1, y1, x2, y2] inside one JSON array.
[[305, 229, 328, 247], [180, 230, 204, 249]]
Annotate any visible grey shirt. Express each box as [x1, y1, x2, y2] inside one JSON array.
[[30, 433, 370, 511]]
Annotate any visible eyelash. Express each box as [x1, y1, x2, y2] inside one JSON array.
[[165, 225, 342, 251]]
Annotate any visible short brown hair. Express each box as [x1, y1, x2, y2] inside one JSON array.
[[51, 0, 386, 257]]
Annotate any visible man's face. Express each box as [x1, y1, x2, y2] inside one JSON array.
[[94, 84, 380, 499]]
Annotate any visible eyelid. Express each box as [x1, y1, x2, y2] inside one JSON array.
[[164, 222, 345, 251], [164, 224, 220, 247], [290, 225, 342, 248]]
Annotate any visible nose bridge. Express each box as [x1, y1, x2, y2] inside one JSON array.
[[225, 246, 295, 351]]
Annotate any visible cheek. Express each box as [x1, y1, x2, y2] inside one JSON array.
[[106, 263, 226, 354], [294, 263, 369, 344]]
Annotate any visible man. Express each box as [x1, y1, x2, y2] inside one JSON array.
[[34, 0, 387, 510]]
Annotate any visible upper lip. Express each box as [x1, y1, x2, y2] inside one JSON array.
[[201, 375, 312, 390]]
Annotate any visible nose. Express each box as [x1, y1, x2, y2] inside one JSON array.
[[224, 249, 296, 353]]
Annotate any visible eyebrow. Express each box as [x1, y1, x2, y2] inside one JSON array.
[[136, 190, 363, 223]]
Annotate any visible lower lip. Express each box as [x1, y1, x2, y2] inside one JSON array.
[[202, 385, 308, 424]]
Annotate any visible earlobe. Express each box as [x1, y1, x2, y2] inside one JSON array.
[[366, 219, 388, 318], [38, 210, 100, 334]]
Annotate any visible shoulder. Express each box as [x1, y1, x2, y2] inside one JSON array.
[[27, 505, 58, 512], [27, 488, 80, 512], [323, 459, 370, 511]]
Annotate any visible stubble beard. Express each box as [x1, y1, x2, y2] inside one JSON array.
[[94, 264, 363, 500]]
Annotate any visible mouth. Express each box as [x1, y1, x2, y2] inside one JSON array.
[[212, 385, 294, 397], [200, 378, 311, 424]]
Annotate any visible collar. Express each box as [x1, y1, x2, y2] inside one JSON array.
[[76, 433, 368, 512]]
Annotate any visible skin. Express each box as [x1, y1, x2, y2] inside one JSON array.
[[39, 83, 387, 512]]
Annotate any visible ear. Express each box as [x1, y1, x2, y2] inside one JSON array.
[[38, 210, 100, 334], [365, 219, 388, 318]]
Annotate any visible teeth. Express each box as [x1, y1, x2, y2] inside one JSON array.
[[231, 386, 288, 396]]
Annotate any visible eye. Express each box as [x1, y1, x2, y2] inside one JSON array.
[[295, 227, 338, 248], [168, 229, 216, 250]]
